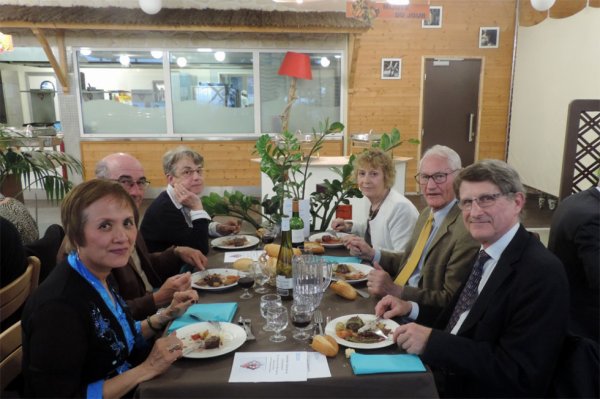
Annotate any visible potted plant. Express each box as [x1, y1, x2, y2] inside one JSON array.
[[0, 125, 83, 201]]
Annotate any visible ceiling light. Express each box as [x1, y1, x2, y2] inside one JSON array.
[[197, 48, 213, 52], [119, 55, 131, 67], [320, 57, 330, 68], [334, 55, 342, 59], [176, 57, 187, 67], [530, 0, 556, 11], [214, 51, 226, 62], [387, 0, 410, 5], [150, 50, 163, 59], [139, 0, 162, 15], [80, 48, 92, 56]]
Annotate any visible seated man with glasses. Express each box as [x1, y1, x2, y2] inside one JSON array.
[[140, 146, 240, 255], [350, 145, 479, 308], [94, 152, 208, 320]]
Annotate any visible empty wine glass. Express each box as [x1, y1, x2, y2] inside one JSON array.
[[290, 302, 313, 341], [238, 269, 255, 300], [267, 306, 289, 343], [260, 294, 282, 331], [253, 261, 270, 294]]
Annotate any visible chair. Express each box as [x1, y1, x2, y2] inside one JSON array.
[[0, 321, 23, 391], [0, 256, 41, 323]]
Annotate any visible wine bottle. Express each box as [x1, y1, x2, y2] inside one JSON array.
[[276, 213, 294, 300], [290, 199, 304, 248]]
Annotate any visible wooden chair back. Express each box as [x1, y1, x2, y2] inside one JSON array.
[[0, 321, 23, 391], [0, 256, 41, 323]]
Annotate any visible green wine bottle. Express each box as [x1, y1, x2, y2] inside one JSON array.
[[276, 213, 294, 300], [290, 199, 304, 248]]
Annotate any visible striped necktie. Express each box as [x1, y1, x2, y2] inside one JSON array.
[[394, 212, 434, 286], [445, 250, 491, 332]]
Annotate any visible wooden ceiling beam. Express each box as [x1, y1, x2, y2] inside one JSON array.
[[31, 28, 69, 93]]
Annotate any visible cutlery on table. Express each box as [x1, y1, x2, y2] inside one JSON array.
[[237, 316, 256, 340], [181, 339, 205, 356], [314, 310, 324, 335], [354, 287, 370, 298], [358, 317, 390, 341]]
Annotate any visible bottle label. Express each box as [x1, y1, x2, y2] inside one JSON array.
[[291, 229, 304, 244], [281, 216, 290, 231], [276, 275, 293, 289]]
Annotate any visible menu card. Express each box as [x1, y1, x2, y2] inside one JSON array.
[[223, 250, 263, 263], [228, 351, 331, 382]]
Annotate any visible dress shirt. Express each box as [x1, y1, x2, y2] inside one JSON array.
[[166, 185, 221, 236]]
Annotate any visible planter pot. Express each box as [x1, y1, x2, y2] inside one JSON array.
[[1, 174, 25, 203]]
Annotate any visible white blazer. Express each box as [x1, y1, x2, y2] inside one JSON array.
[[351, 189, 419, 253]]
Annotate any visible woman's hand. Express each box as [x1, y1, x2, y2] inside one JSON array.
[[159, 289, 199, 323], [140, 333, 183, 379], [331, 218, 351, 233], [153, 273, 192, 307]]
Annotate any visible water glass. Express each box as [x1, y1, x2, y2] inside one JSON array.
[[267, 306, 289, 343], [260, 294, 282, 331], [292, 255, 333, 311], [253, 261, 270, 294], [290, 302, 313, 341]]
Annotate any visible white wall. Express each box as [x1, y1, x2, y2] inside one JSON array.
[[508, 6, 600, 196]]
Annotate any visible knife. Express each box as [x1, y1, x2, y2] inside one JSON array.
[[355, 287, 370, 298], [238, 317, 256, 340]]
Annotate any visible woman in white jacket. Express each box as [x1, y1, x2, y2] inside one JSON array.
[[331, 149, 418, 254]]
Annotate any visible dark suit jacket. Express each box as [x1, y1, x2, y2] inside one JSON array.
[[379, 203, 480, 307], [140, 191, 210, 254], [548, 187, 600, 343], [419, 225, 569, 397], [110, 235, 183, 320]]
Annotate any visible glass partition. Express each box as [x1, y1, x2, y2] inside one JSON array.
[[77, 50, 167, 134], [170, 50, 254, 134]]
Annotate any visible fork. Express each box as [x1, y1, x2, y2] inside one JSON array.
[[314, 310, 324, 335]]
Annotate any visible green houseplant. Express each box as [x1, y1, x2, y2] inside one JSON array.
[[0, 126, 83, 201]]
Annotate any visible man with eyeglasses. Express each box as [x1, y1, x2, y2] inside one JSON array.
[[375, 160, 569, 397], [95, 153, 208, 320], [140, 146, 240, 254], [357, 145, 479, 307]]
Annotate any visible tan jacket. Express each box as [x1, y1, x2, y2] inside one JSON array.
[[380, 203, 479, 307]]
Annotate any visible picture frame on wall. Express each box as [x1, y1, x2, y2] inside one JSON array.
[[381, 58, 401, 80], [479, 27, 500, 48], [422, 6, 442, 28]]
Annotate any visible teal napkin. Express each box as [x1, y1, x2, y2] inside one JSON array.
[[167, 302, 238, 333], [350, 353, 426, 374], [322, 256, 362, 264]]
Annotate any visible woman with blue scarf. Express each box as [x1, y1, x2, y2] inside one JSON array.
[[22, 179, 199, 398]]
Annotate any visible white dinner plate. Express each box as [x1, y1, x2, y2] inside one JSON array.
[[191, 268, 240, 291], [308, 232, 350, 248], [325, 314, 399, 349], [211, 235, 260, 250], [331, 263, 373, 284], [176, 322, 247, 359]]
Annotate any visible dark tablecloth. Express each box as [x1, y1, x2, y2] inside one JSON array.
[[135, 246, 439, 398]]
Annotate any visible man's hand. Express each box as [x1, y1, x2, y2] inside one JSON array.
[[174, 246, 207, 270], [154, 272, 192, 307], [343, 236, 375, 261], [375, 294, 412, 319], [216, 220, 241, 235], [393, 323, 432, 355], [173, 183, 202, 210], [367, 262, 403, 297]]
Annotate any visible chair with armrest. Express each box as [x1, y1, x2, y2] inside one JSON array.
[[0, 256, 41, 324], [0, 321, 23, 391]]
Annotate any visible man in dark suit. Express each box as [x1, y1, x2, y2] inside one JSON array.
[[548, 184, 600, 343], [95, 153, 207, 319], [375, 160, 569, 397]]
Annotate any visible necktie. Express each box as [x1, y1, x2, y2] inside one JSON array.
[[394, 212, 434, 285], [445, 250, 491, 332]]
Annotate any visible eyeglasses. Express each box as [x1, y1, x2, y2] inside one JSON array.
[[177, 167, 204, 178], [113, 177, 150, 189], [414, 170, 458, 184], [458, 193, 506, 211]]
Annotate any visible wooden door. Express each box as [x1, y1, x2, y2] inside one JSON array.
[[421, 58, 482, 166]]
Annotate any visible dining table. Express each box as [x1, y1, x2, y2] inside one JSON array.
[[134, 241, 440, 398]]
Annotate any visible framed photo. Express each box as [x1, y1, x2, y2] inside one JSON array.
[[381, 58, 401, 80], [479, 27, 499, 48], [422, 6, 442, 28]]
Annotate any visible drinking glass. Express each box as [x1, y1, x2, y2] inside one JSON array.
[[253, 261, 270, 294], [260, 222, 278, 249], [260, 294, 282, 331], [290, 302, 313, 341], [267, 306, 289, 343], [238, 269, 255, 300]]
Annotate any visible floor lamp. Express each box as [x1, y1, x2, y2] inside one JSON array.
[[277, 51, 312, 133]]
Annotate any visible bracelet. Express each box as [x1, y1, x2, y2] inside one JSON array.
[[146, 315, 163, 333]]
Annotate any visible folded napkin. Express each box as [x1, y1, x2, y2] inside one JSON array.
[[322, 256, 362, 264], [350, 353, 426, 375], [167, 302, 238, 333]]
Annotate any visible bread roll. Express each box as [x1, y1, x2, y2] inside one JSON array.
[[264, 243, 302, 258], [310, 335, 339, 357], [233, 258, 254, 272], [303, 242, 325, 254], [330, 280, 357, 300]]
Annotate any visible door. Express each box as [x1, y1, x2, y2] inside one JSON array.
[[421, 58, 481, 166]]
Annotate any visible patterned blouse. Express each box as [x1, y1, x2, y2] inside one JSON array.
[[0, 196, 38, 244]]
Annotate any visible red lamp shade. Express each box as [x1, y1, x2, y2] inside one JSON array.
[[278, 51, 312, 80]]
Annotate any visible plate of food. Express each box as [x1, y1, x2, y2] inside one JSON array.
[[211, 235, 259, 250], [325, 314, 399, 349], [192, 268, 240, 290], [176, 322, 247, 359], [332, 263, 373, 283], [308, 232, 350, 248]]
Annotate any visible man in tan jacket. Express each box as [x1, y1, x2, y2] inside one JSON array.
[[346, 145, 479, 307]]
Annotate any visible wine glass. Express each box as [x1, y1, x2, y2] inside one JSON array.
[[260, 222, 278, 249], [290, 302, 313, 341], [238, 269, 255, 300], [267, 306, 289, 343], [253, 261, 270, 294], [260, 294, 282, 331]]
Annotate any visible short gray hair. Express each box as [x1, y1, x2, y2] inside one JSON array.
[[453, 159, 526, 198], [420, 145, 462, 171], [162, 146, 204, 176], [95, 160, 110, 179]]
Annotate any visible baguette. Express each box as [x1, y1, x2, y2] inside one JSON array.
[[310, 334, 339, 357], [303, 242, 325, 254], [330, 280, 357, 300], [264, 243, 302, 258]]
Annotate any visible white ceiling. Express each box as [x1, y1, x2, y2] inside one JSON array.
[[0, 0, 348, 12]]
